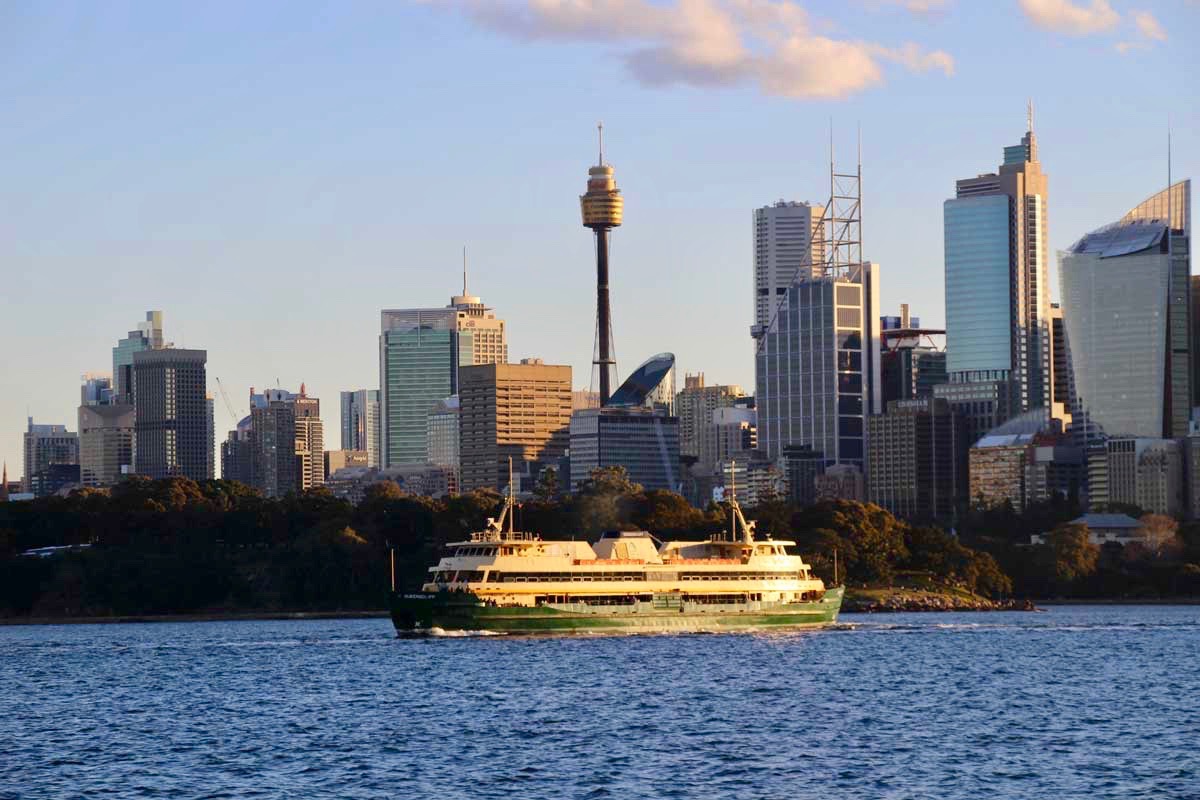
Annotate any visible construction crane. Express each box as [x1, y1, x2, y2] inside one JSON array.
[[214, 377, 241, 428]]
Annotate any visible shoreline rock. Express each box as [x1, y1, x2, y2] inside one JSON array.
[[843, 591, 1036, 613]]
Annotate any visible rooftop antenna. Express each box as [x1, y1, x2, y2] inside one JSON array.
[[597, 121, 604, 166], [462, 245, 468, 296]]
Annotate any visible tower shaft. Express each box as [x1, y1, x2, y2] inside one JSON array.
[[595, 228, 614, 404]]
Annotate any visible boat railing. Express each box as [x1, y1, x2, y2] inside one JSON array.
[[470, 530, 540, 543], [572, 558, 646, 566]]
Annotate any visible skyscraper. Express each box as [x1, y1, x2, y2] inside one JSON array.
[[755, 266, 882, 471], [379, 287, 506, 467], [340, 389, 380, 467], [943, 111, 1051, 426], [751, 200, 825, 335], [78, 404, 134, 488], [426, 395, 461, 490], [752, 151, 881, 481], [459, 359, 572, 493], [675, 374, 749, 475], [867, 397, 968, 522], [251, 399, 296, 498], [112, 311, 167, 404], [22, 418, 79, 495], [292, 387, 324, 491], [132, 348, 210, 480], [1058, 181, 1192, 443], [80, 374, 116, 407]]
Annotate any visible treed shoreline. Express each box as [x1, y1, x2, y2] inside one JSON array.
[[2, 469, 1198, 621]]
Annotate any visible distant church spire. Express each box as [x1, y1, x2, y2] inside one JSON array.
[[1, 462, 8, 501]]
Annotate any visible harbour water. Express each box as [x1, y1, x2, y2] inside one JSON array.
[[1, 606, 1196, 799]]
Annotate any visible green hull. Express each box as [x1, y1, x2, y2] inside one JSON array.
[[390, 587, 844, 635]]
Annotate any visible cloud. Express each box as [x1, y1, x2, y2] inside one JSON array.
[[1132, 10, 1166, 41], [1017, 0, 1119, 35], [870, 0, 951, 15], [1115, 9, 1167, 53], [442, 0, 954, 100]]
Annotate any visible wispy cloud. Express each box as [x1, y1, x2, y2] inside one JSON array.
[[869, 0, 952, 15], [1116, 9, 1167, 53], [437, 0, 955, 100], [1017, 0, 1119, 36]]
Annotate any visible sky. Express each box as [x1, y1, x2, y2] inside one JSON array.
[[1, 0, 1196, 478]]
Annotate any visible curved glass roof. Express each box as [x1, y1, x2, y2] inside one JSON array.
[[1069, 219, 1166, 258], [974, 407, 1054, 448], [609, 352, 675, 407]]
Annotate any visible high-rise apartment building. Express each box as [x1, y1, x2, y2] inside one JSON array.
[[754, 266, 882, 472], [943, 117, 1051, 428], [867, 397, 967, 522], [459, 360, 572, 493], [751, 200, 825, 335], [293, 389, 325, 491], [251, 400, 296, 498], [1059, 181, 1192, 445], [675, 374, 748, 474], [711, 407, 757, 467], [22, 418, 79, 496], [112, 311, 167, 404], [221, 423, 254, 486], [380, 288, 506, 467], [132, 348, 210, 480], [340, 389, 380, 467]]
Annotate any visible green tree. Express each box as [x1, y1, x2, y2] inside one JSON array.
[[575, 466, 643, 535], [533, 467, 561, 502]]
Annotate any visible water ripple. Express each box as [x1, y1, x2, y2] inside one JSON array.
[[1, 606, 1197, 799]]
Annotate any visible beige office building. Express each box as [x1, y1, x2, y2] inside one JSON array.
[[78, 404, 135, 488], [459, 360, 572, 493], [675, 373, 748, 473]]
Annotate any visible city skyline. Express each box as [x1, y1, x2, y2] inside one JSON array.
[[1, 1, 1196, 477]]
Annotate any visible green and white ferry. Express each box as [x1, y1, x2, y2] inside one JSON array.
[[389, 481, 842, 635]]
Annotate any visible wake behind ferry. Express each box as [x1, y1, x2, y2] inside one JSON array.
[[389, 473, 843, 635]]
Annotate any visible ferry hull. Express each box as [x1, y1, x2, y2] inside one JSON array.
[[391, 587, 843, 635]]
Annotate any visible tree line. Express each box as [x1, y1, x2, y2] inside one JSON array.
[[1, 469, 1197, 618]]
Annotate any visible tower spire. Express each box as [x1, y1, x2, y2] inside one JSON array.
[[597, 121, 604, 167], [1027, 98, 1034, 134], [463, 245, 468, 296]]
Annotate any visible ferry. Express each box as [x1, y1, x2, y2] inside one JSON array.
[[389, 473, 843, 635]]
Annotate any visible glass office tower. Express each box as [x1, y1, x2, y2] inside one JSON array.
[[1059, 181, 1192, 443], [379, 291, 507, 467], [941, 122, 1051, 435], [340, 389, 380, 467], [754, 267, 882, 471], [943, 194, 1012, 378]]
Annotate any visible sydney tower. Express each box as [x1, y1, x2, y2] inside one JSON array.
[[579, 124, 624, 406]]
